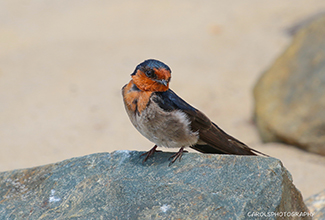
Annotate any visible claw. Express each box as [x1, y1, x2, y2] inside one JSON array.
[[169, 147, 187, 166], [140, 145, 162, 163]]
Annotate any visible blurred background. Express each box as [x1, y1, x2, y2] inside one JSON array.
[[1, 0, 325, 199]]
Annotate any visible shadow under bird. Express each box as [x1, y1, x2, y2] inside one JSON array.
[[122, 59, 267, 165]]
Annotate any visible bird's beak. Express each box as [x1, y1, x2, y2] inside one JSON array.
[[156, 79, 168, 86], [161, 80, 168, 87]]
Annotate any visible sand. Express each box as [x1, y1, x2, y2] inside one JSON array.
[[1, 0, 325, 199]]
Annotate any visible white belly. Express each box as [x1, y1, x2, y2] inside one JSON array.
[[125, 101, 199, 148]]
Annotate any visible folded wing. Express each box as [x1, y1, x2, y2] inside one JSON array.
[[153, 89, 267, 156]]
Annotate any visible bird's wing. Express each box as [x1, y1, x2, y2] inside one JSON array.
[[153, 89, 267, 156]]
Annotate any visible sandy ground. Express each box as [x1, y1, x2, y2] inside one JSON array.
[[1, 1, 325, 199]]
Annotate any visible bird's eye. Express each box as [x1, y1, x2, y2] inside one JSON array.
[[145, 69, 155, 78]]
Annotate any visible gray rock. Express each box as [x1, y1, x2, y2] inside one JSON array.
[[254, 15, 325, 156], [0, 151, 311, 219], [305, 189, 325, 219]]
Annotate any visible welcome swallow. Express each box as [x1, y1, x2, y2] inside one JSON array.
[[122, 59, 266, 164]]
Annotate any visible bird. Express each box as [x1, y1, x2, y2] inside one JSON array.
[[122, 59, 267, 164]]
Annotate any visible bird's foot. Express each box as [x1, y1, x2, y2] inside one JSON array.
[[140, 145, 162, 163], [169, 147, 188, 166]]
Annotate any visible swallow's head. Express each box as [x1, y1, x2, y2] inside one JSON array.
[[131, 59, 171, 92]]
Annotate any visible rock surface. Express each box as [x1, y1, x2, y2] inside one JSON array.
[[305, 189, 325, 219], [254, 15, 325, 156], [0, 151, 311, 219]]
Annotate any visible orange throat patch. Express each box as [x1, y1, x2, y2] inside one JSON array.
[[131, 69, 169, 92], [123, 80, 153, 114]]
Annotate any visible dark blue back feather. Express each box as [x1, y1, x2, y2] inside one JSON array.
[[153, 89, 197, 112]]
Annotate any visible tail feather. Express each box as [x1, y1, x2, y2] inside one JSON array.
[[192, 122, 268, 156]]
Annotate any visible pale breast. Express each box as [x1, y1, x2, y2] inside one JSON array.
[[124, 94, 199, 148]]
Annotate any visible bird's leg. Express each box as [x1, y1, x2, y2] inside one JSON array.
[[169, 147, 188, 165], [140, 145, 162, 162]]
